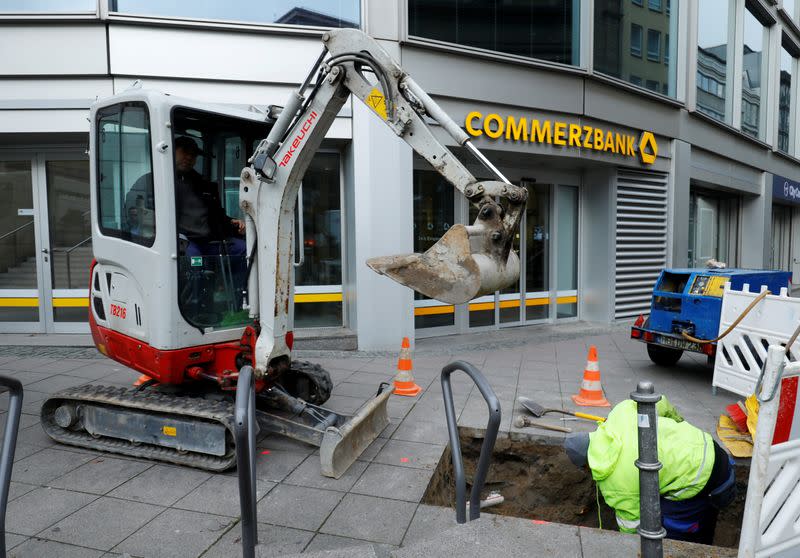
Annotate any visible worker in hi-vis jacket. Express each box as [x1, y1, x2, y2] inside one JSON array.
[[564, 396, 736, 545]]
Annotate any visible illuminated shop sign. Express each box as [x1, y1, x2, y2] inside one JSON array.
[[464, 112, 658, 165], [773, 175, 800, 206]]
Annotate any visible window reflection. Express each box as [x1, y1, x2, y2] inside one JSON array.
[[594, 0, 678, 97], [779, 43, 794, 154], [741, 7, 765, 139], [409, 0, 579, 66], [109, 1, 359, 28], [696, 0, 729, 123], [0, 0, 95, 11]]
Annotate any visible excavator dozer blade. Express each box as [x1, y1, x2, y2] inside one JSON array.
[[366, 224, 481, 305], [320, 386, 392, 478]]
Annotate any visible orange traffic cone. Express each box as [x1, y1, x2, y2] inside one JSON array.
[[133, 374, 152, 386], [393, 337, 422, 397], [571, 346, 610, 407]]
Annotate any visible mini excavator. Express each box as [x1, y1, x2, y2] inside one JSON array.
[[41, 29, 527, 478]]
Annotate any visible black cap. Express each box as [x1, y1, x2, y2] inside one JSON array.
[[564, 432, 590, 467], [175, 136, 201, 155]]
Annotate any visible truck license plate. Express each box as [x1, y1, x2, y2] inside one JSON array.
[[654, 334, 700, 352]]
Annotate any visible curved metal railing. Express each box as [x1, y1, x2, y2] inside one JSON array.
[[0, 375, 23, 557], [235, 366, 258, 558], [441, 360, 501, 524]]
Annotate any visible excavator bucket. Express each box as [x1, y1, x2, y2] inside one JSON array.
[[319, 385, 392, 478], [366, 223, 519, 305], [367, 224, 480, 305]]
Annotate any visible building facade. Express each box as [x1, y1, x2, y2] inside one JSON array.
[[1, 0, 799, 350]]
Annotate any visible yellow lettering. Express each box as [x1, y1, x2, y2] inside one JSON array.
[[465, 111, 483, 137], [626, 136, 635, 156], [604, 131, 615, 153], [506, 116, 528, 141], [484, 113, 504, 139], [616, 134, 626, 154], [568, 124, 581, 147], [582, 126, 593, 148], [554, 122, 567, 146], [531, 120, 552, 144], [594, 129, 604, 150]]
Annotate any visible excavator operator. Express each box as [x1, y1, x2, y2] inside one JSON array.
[[172, 135, 246, 258]]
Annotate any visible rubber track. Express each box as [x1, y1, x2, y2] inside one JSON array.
[[41, 384, 237, 472]]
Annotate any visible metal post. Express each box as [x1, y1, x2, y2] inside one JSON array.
[[0, 375, 23, 558], [235, 366, 258, 558], [630, 381, 666, 558]]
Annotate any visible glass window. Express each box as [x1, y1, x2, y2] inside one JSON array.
[[647, 29, 661, 61], [741, 6, 766, 139], [47, 160, 91, 294], [784, 1, 797, 21], [0, 0, 95, 11], [649, 0, 662, 11], [96, 102, 155, 247], [688, 190, 739, 268], [413, 168, 455, 329], [109, 1, 360, 28], [779, 43, 794, 154], [525, 182, 550, 321], [294, 152, 343, 328], [556, 186, 578, 319], [408, 0, 579, 66], [594, 0, 678, 97], [632, 0, 643, 6], [170, 107, 269, 330], [696, 0, 729, 124], [646, 79, 660, 92], [631, 24, 643, 57]]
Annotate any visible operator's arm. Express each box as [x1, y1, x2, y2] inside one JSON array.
[[656, 396, 684, 422]]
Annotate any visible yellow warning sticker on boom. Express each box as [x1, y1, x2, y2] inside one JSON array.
[[162, 425, 177, 437], [366, 88, 388, 120]]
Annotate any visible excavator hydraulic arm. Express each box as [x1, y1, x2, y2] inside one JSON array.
[[240, 28, 527, 380]]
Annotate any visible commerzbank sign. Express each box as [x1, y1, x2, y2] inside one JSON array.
[[464, 112, 659, 165]]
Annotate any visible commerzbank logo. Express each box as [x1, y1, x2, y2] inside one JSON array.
[[465, 112, 658, 165]]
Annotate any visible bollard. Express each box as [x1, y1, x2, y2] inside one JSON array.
[[630, 381, 666, 558]]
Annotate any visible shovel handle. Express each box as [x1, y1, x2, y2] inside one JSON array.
[[572, 411, 606, 422]]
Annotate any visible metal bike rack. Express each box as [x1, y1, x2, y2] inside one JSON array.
[[441, 361, 501, 524], [0, 375, 23, 557], [235, 366, 258, 558]]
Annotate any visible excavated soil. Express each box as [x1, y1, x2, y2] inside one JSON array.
[[423, 431, 749, 548]]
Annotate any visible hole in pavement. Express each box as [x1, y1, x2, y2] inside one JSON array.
[[422, 429, 749, 548]]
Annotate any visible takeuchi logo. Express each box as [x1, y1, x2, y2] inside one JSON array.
[[465, 112, 658, 165]]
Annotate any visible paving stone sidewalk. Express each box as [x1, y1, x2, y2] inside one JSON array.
[[0, 323, 737, 557]]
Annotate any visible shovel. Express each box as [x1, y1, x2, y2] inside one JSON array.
[[518, 396, 606, 423]]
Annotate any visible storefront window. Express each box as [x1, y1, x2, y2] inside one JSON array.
[[778, 42, 795, 154], [109, 1, 359, 28], [696, 0, 730, 123], [688, 190, 739, 268], [408, 0, 580, 66], [593, 0, 678, 97], [741, 6, 767, 140], [413, 169, 455, 329], [525, 182, 550, 321], [294, 152, 343, 328], [0, 0, 95, 11], [556, 186, 578, 319]]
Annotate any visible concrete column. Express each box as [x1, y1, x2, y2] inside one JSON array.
[[579, 167, 615, 323], [670, 140, 691, 268], [740, 173, 770, 269], [349, 100, 414, 350]]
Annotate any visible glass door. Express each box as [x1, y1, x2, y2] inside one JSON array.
[[0, 157, 43, 332], [792, 207, 800, 294], [523, 181, 551, 322], [39, 155, 92, 333]]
